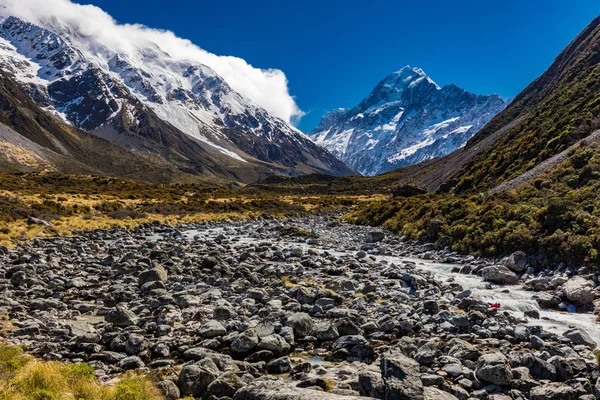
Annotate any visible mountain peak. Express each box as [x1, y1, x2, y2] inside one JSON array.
[[309, 68, 507, 175], [387, 65, 440, 90]]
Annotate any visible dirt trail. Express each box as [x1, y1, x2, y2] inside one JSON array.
[[489, 129, 600, 194]]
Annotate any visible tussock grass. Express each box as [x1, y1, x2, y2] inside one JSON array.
[[0, 343, 164, 400], [0, 172, 375, 247]]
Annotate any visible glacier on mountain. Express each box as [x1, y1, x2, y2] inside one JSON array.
[[309, 66, 507, 176]]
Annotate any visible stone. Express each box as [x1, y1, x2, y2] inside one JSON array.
[[499, 251, 527, 272], [231, 330, 259, 355], [118, 356, 145, 370], [267, 356, 291, 374], [233, 380, 372, 399], [105, 306, 139, 327], [475, 353, 512, 386], [200, 320, 227, 339], [205, 371, 246, 398], [27, 217, 52, 227], [178, 364, 219, 397], [563, 277, 595, 305], [424, 387, 460, 400], [257, 334, 291, 356], [480, 265, 519, 285], [313, 322, 339, 341], [380, 350, 424, 400], [415, 342, 438, 365], [563, 328, 596, 349], [138, 265, 168, 286], [529, 383, 580, 400], [157, 380, 180, 400], [358, 368, 385, 398], [366, 231, 385, 243], [285, 313, 313, 337]]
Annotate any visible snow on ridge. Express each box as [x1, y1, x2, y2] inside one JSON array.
[[309, 67, 507, 176]]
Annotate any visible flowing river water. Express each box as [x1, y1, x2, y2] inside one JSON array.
[[175, 223, 600, 346]]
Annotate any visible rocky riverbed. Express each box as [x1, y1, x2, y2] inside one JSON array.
[[1, 215, 599, 400]]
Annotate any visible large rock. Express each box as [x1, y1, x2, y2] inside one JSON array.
[[380, 351, 424, 400], [313, 322, 340, 341], [233, 380, 376, 400], [529, 383, 580, 400], [480, 265, 519, 285], [563, 277, 595, 305], [285, 313, 314, 337], [199, 320, 227, 339], [205, 372, 246, 398], [177, 364, 219, 397], [499, 251, 527, 272], [138, 265, 168, 286], [563, 328, 596, 349], [475, 353, 512, 386], [424, 387, 459, 400], [358, 368, 385, 398], [366, 231, 385, 243], [105, 306, 139, 327], [257, 334, 291, 356], [446, 338, 480, 361], [230, 330, 259, 355]]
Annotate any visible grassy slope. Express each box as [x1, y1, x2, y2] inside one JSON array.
[[347, 141, 600, 266], [446, 15, 600, 193]]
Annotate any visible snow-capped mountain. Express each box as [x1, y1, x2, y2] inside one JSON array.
[[0, 14, 352, 181], [309, 66, 507, 175]]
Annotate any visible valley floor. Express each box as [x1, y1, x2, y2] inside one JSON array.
[[0, 215, 599, 399]]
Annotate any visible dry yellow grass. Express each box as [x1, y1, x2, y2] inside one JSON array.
[[0, 183, 381, 248], [0, 343, 164, 400]]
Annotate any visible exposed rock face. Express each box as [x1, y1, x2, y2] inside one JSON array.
[[309, 66, 506, 175], [0, 15, 353, 181]]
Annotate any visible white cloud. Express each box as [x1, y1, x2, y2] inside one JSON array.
[[0, 0, 304, 124]]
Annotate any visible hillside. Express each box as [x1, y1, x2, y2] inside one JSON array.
[[0, 13, 353, 182], [443, 15, 600, 193], [0, 71, 214, 184]]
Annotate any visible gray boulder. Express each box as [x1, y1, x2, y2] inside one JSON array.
[[366, 231, 385, 243], [199, 320, 227, 339], [138, 265, 168, 286], [178, 364, 219, 397], [234, 379, 377, 399], [499, 251, 527, 272], [563, 277, 594, 305], [475, 352, 512, 386], [529, 383, 580, 400], [380, 350, 424, 400], [285, 313, 313, 337], [157, 380, 180, 400], [424, 387, 459, 400], [231, 330, 259, 355], [105, 306, 139, 327], [257, 334, 291, 356], [481, 265, 519, 285], [563, 328, 596, 349]]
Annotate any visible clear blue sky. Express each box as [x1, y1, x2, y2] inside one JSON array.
[[94, 0, 600, 131]]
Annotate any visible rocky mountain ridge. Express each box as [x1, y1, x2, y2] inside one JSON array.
[[0, 15, 353, 181], [309, 66, 506, 175]]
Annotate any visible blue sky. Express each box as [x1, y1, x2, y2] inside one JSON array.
[[93, 0, 600, 131]]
